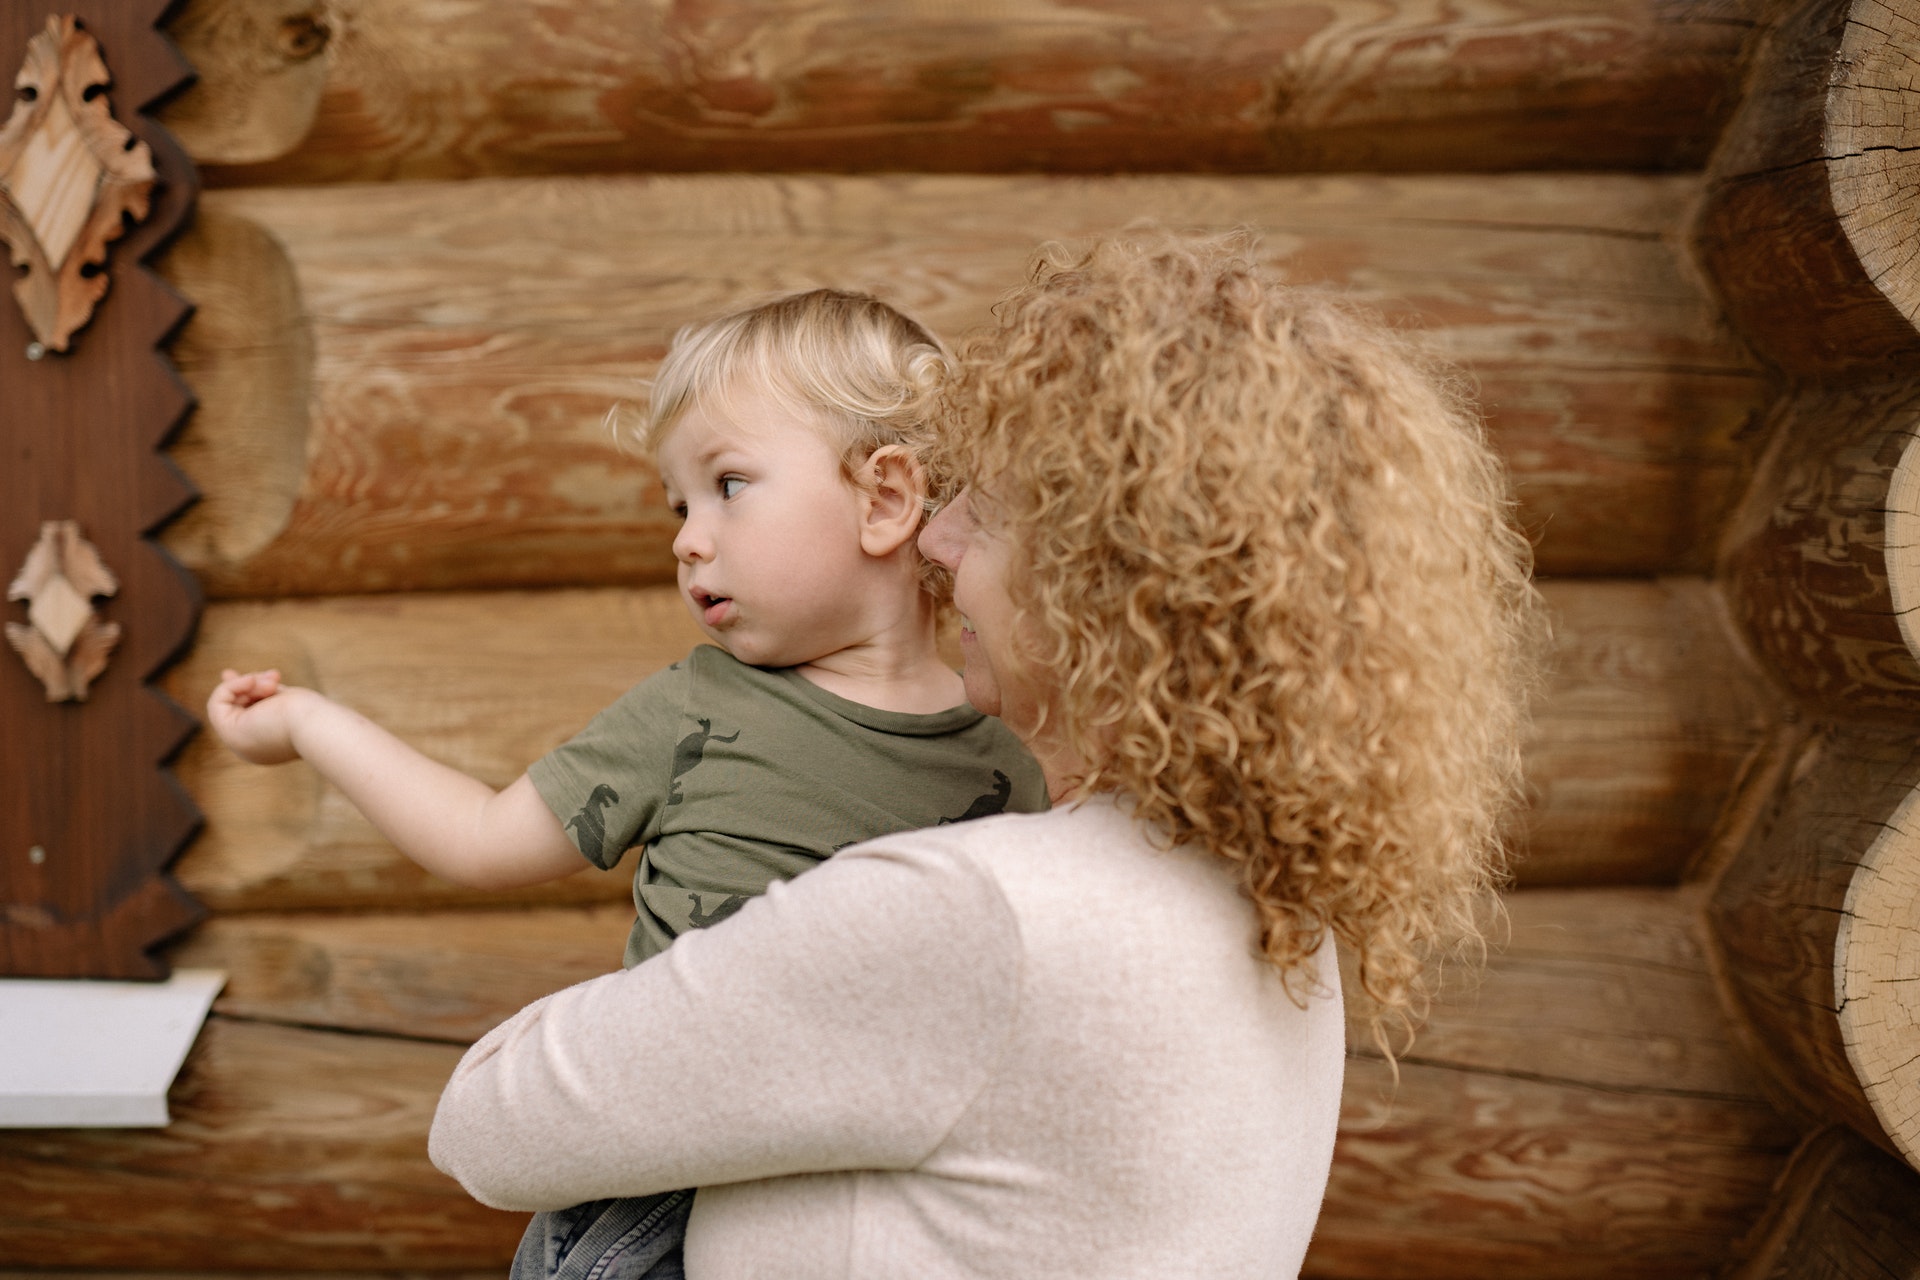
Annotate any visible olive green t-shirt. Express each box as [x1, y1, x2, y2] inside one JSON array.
[[529, 645, 1048, 969]]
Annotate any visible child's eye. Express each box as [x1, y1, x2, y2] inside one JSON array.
[[720, 476, 747, 500], [668, 499, 687, 519]]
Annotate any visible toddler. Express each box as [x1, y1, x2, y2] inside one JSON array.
[[208, 290, 1047, 1280]]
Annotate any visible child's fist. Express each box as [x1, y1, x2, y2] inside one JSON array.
[[207, 668, 308, 765]]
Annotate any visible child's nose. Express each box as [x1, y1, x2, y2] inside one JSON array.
[[673, 517, 710, 563]]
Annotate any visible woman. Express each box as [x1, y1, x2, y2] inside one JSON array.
[[429, 233, 1539, 1279]]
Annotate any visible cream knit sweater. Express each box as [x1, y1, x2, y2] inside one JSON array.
[[430, 797, 1345, 1279]]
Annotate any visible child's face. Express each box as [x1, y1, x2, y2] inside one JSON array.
[[657, 386, 875, 668]]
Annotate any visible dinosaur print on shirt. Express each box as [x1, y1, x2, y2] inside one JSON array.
[[566, 784, 621, 861], [668, 718, 739, 806], [940, 770, 1012, 825]]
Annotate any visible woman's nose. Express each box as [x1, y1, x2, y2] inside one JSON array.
[[918, 492, 970, 569]]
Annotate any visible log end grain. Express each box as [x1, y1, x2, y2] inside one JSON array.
[[1693, 0, 1920, 375], [158, 0, 332, 165], [1837, 789, 1920, 1170], [155, 204, 312, 583]]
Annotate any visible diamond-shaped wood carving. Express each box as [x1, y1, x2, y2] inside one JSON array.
[[0, 13, 156, 355], [1, 0, 202, 980], [6, 520, 122, 702]]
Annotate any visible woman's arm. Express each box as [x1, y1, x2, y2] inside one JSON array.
[[428, 831, 1022, 1209], [208, 670, 583, 889]]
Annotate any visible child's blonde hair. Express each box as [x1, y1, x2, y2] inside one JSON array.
[[641, 289, 950, 490]]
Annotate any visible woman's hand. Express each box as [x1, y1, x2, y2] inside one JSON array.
[[207, 668, 318, 765]]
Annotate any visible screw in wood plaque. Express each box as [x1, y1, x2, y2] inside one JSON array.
[[5, 520, 121, 702], [0, 13, 156, 356]]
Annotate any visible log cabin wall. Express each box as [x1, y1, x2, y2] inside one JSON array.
[[13, 0, 1917, 1273]]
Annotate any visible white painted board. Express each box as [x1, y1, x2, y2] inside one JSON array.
[[0, 969, 225, 1127]]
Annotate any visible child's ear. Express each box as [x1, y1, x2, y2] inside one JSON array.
[[857, 445, 930, 558]]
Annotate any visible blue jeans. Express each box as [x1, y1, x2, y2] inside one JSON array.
[[510, 1189, 693, 1280]]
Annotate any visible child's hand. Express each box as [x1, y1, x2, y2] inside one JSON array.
[[207, 668, 310, 765]]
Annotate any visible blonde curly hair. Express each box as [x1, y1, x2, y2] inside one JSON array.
[[933, 232, 1542, 1039], [640, 288, 949, 484]]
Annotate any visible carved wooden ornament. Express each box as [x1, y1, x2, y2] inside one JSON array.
[[5, 520, 121, 702], [0, 14, 155, 356]]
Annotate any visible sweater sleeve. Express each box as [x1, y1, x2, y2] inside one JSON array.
[[428, 830, 1024, 1211]]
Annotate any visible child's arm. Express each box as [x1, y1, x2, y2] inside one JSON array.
[[208, 669, 586, 890]]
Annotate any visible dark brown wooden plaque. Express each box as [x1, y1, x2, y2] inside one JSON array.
[[0, 2, 203, 978]]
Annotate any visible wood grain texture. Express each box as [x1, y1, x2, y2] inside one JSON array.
[[0, 1018, 528, 1270], [1520, 578, 1776, 886], [4, 889, 1791, 1271], [1835, 777, 1920, 1170], [1706, 724, 1920, 1166], [156, 0, 1764, 183], [1719, 378, 1920, 722], [1693, 0, 1920, 375], [160, 590, 697, 912], [0, 0, 205, 978], [1315, 887, 1795, 1276], [1315, 1064, 1792, 1279], [157, 0, 331, 165], [1726, 1126, 1920, 1280], [159, 578, 1771, 913], [172, 904, 633, 1042], [157, 172, 1769, 598], [153, 203, 312, 576]]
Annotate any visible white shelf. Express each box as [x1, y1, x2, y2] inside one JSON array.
[[0, 969, 226, 1127]]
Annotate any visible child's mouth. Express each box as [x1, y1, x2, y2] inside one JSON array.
[[691, 588, 732, 627]]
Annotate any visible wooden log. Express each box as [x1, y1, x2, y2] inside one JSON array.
[[1706, 724, 1920, 1171], [157, 0, 331, 165], [1719, 378, 1920, 722], [160, 589, 703, 912], [3, 888, 1792, 1271], [172, 904, 633, 1042], [1725, 1126, 1920, 1280], [1693, 0, 1920, 375], [0, 1018, 527, 1270], [155, 203, 313, 578], [1313, 887, 1796, 1277], [158, 579, 1772, 912], [156, 0, 1764, 183], [1519, 577, 1775, 886], [153, 172, 1770, 598]]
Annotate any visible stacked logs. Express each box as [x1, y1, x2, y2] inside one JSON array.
[[14, 0, 1917, 1274], [1689, 0, 1920, 1265]]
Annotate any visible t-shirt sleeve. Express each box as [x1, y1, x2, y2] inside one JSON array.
[[527, 662, 687, 869], [427, 830, 1023, 1210]]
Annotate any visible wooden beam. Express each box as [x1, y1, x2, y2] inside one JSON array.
[[172, 904, 633, 1043], [152, 172, 1770, 598], [3, 888, 1791, 1271], [1520, 578, 1775, 886], [1706, 724, 1920, 1171], [1693, 0, 1920, 375], [1719, 378, 1920, 723], [1316, 887, 1795, 1276], [158, 579, 1775, 911], [156, 0, 1765, 183], [160, 589, 699, 912], [1725, 1126, 1920, 1280], [0, 1019, 527, 1270]]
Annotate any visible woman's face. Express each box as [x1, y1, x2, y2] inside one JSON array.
[[917, 490, 1041, 735]]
